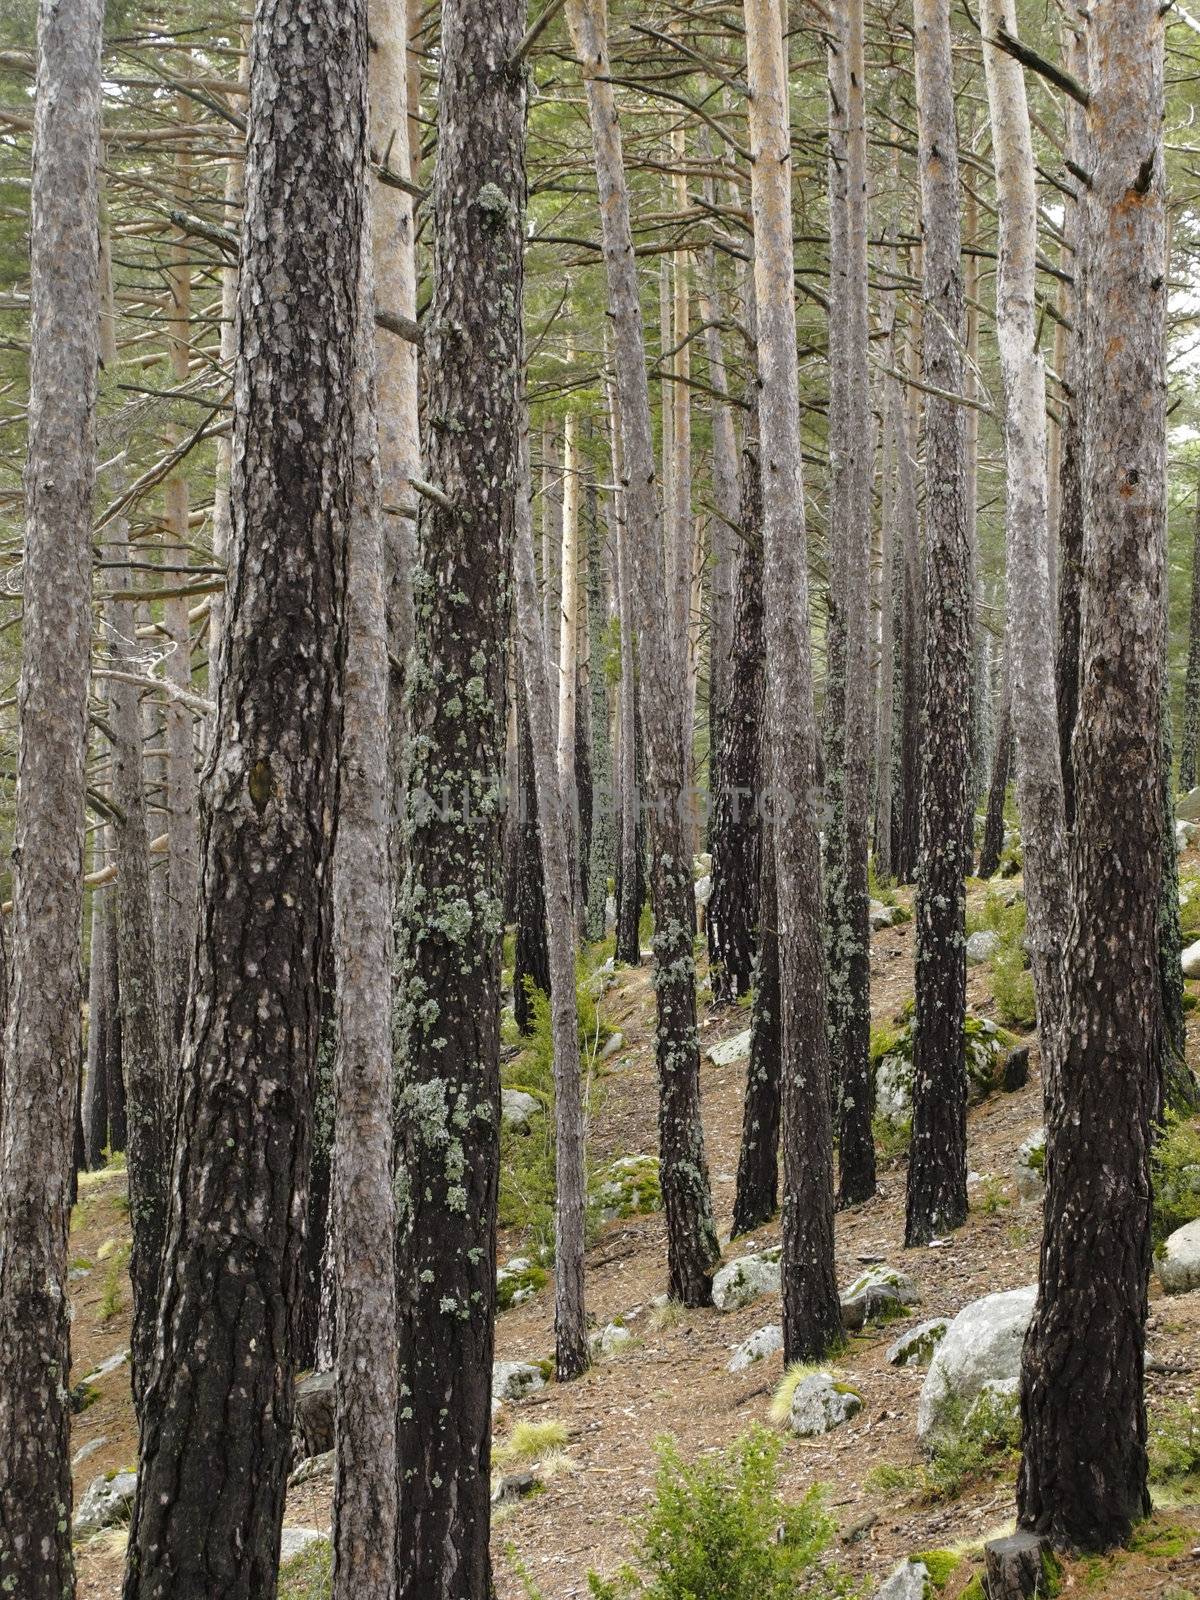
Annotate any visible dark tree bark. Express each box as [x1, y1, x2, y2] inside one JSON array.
[[1180, 483, 1200, 793], [708, 433, 764, 1006], [84, 889, 115, 1166], [0, 3, 102, 1593], [586, 479, 615, 943], [296, 975, 336, 1371], [1019, 0, 1167, 1552], [892, 312, 924, 884], [122, 0, 366, 1590], [905, 0, 974, 1248], [731, 815, 780, 1237], [513, 687, 550, 1033], [979, 660, 1013, 879], [391, 2, 526, 1592]]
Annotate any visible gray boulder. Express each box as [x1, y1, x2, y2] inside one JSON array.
[[706, 1029, 751, 1068], [492, 1359, 546, 1409], [501, 1088, 542, 1132], [966, 929, 1000, 966], [840, 1264, 921, 1331], [875, 1561, 930, 1600], [1014, 1128, 1046, 1204], [1183, 939, 1200, 979], [590, 1321, 633, 1359], [788, 1373, 863, 1437], [712, 1247, 781, 1312], [289, 1450, 334, 1488], [279, 1528, 326, 1564], [694, 874, 713, 910], [600, 1031, 624, 1061], [293, 1369, 335, 1460], [917, 1284, 1036, 1451], [886, 1318, 950, 1368], [1156, 1218, 1200, 1294], [74, 1470, 138, 1536], [870, 900, 906, 932], [492, 1468, 541, 1508], [727, 1323, 783, 1373], [875, 1054, 912, 1124]]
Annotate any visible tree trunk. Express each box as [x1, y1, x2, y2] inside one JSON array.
[[732, 814, 780, 1237], [84, 880, 114, 1167], [391, 2, 525, 1592], [979, 660, 1013, 879], [330, 202, 397, 1600], [515, 421, 590, 1381], [514, 687, 550, 1032], [608, 369, 642, 967], [833, 0, 876, 1210], [586, 484, 615, 943], [1019, 0, 1167, 1552], [1180, 483, 1200, 792], [558, 399, 582, 923], [905, 0, 974, 1248], [709, 429, 764, 1006], [980, 0, 1069, 1097], [893, 285, 924, 884], [0, 3, 102, 1593], [744, 0, 842, 1361], [567, 0, 719, 1306], [122, 0, 365, 1588]]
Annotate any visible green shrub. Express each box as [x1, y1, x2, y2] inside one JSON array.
[[914, 1549, 962, 1589], [278, 1538, 331, 1600], [864, 1463, 911, 1496], [1149, 1391, 1200, 1483], [872, 1114, 911, 1162], [993, 942, 1036, 1030], [586, 1427, 858, 1600], [1153, 1111, 1200, 1248], [925, 1387, 1021, 1502]]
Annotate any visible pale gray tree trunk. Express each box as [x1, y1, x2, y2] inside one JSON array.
[[330, 192, 397, 1600], [744, 0, 842, 1360], [567, 0, 719, 1304], [515, 420, 590, 1381], [980, 0, 1068, 1094], [0, 4, 102, 1593], [606, 362, 642, 966]]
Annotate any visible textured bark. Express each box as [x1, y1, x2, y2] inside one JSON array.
[[978, 660, 1013, 880], [1054, 15, 1090, 832], [1180, 483, 1200, 792], [330, 198, 397, 1600], [832, 0, 875, 1209], [732, 815, 780, 1237], [670, 127, 693, 743], [980, 0, 1069, 1095], [873, 291, 899, 881], [905, 0, 974, 1248], [709, 433, 764, 1006], [607, 370, 642, 967], [0, 3, 102, 1593], [391, 3, 525, 1592], [515, 423, 590, 1381], [542, 426, 562, 752], [84, 881, 115, 1166], [586, 487, 615, 943], [893, 287, 924, 884], [744, 0, 842, 1361], [567, 0, 719, 1305], [1019, 0, 1167, 1551], [122, 1, 365, 1590], [558, 401, 583, 925], [514, 687, 550, 1033]]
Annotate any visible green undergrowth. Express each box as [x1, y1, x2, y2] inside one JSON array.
[[1149, 1389, 1200, 1484], [278, 1538, 332, 1600], [924, 1387, 1021, 1502], [967, 891, 1036, 1029], [585, 1427, 862, 1600], [1153, 1111, 1200, 1249]]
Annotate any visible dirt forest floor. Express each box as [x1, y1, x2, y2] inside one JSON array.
[[70, 870, 1200, 1599]]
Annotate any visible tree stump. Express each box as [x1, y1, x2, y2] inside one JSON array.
[[983, 1532, 1052, 1598]]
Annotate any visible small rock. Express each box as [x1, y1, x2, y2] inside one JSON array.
[[840, 1264, 921, 1331], [1184, 939, 1200, 979], [1156, 1217, 1200, 1294], [693, 852, 713, 879], [869, 900, 905, 932], [1177, 819, 1199, 851], [492, 1469, 541, 1507], [590, 1322, 633, 1359], [694, 874, 713, 909], [593, 1155, 661, 1222], [874, 1560, 930, 1600], [501, 1088, 542, 1132], [728, 1323, 784, 1373], [492, 1359, 546, 1410], [874, 1052, 912, 1124], [1014, 1128, 1046, 1204], [293, 1369, 335, 1460], [788, 1373, 863, 1437], [289, 1450, 334, 1488], [886, 1319, 950, 1368], [496, 1256, 547, 1309], [600, 1031, 624, 1061], [1001, 1045, 1030, 1092], [84, 1348, 130, 1382], [279, 1528, 326, 1564], [705, 1029, 751, 1068], [966, 929, 1000, 965], [712, 1247, 781, 1312], [72, 1436, 108, 1468], [74, 1470, 137, 1536]]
